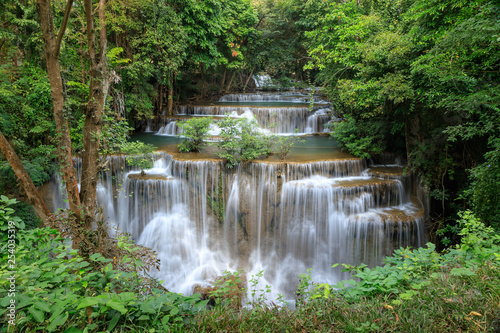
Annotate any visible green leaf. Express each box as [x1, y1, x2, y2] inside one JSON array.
[[0, 296, 11, 307], [108, 313, 121, 331], [28, 306, 45, 323], [106, 299, 127, 314], [63, 327, 83, 333], [47, 312, 68, 332], [140, 302, 156, 314], [34, 301, 51, 313], [170, 307, 179, 316], [450, 267, 476, 276], [76, 298, 99, 310]]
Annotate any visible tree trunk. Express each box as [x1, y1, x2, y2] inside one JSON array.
[[167, 72, 174, 116], [159, 83, 163, 116], [243, 67, 255, 92], [0, 131, 54, 225], [225, 71, 236, 93], [79, 0, 109, 233], [219, 67, 227, 93], [37, 0, 81, 219]]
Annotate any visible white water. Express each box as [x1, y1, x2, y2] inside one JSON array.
[[252, 74, 274, 88], [175, 90, 332, 134], [47, 152, 426, 303], [219, 93, 326, 104], [305, 108, 333, 133], [177, 105, 329, 134], [157, 122, 179, 136], [45, 90, 426, 304]]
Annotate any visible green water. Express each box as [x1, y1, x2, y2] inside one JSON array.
[[131, 133, 350, 162], [130, 132, 182, 148]]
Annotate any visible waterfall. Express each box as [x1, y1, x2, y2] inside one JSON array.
[[177, 105, 329, 133], [219, 93, 326, 104], [43, 88, 427, 303], [305, 108, 332, 133], [252, 74, 273, 88], [157, 121, 180, 136], [44, 152, 426, 301]]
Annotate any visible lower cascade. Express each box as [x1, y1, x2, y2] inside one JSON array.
[[46, 151, 426, 302]]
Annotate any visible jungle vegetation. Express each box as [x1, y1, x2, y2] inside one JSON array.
[[0, 0, 499, 331]]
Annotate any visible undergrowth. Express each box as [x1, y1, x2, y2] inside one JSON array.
[[0, 197, 208, 332]]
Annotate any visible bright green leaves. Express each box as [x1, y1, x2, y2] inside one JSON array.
[[0, 220, 209, 332], [332, 115, 387, 159], [303, 0, 500, 236], [120, 141, 157, 172], [177, 117, 213, 153], [302, 215, 500, 306], [215, 116, 273, 168]]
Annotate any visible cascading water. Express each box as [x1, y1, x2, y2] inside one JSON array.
[[44, 91, 427, 304], [157, 122, 179, 136], [219, 92, 326, 104], [305, 108, 333, 133], [176, 105, 329, 134], [252, 74, 273, 88], [169, 91, 332, 134]]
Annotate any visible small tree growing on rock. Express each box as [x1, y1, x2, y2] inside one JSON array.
[[177, 117, 213, 152]]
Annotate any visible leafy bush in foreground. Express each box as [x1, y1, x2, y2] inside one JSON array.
[[0, 198, 208, 332]]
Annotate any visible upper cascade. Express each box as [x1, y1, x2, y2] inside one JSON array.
[[218, 92, 326, 104], [175, 105, 327, 134], [153, 89, 334, 135]]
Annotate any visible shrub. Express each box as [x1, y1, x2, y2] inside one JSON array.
[[273, 132, 305, 160], [0, 199, 209, 332], [177, 117, 213, 152], [331, 115, 387, 159], [120, 141, 157, 174], [216, 116, 273, 168]]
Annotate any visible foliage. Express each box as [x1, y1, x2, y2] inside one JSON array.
[[10, 201, 41, 230], [332, 115, 388, 159], [0, 195, 25, 244], [250, 0, 311, 80], [0, 62, 57, 192], [273, 133, 305, 160], [302, 0, 500, 235], [0, 202, 209, 332], [178, 117, 213, 152], [120, 141, 157, 172], [208, 270, 245, 308], [299, 211, 500, 304], [215, 116, 273, 168]]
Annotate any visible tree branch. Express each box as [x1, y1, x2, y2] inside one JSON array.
[[0, 130, 54, 226], [54, 0, 74, 58]]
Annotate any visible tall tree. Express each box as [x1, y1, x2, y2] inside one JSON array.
[[37, 0, 82, 219], [79, 0, 109, 234]]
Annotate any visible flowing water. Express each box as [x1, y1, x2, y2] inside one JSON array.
[[44, 91, 427, 303], [156, 91, 333, 135]]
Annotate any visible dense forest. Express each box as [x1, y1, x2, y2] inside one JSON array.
[[1, 0, 499, 331]]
